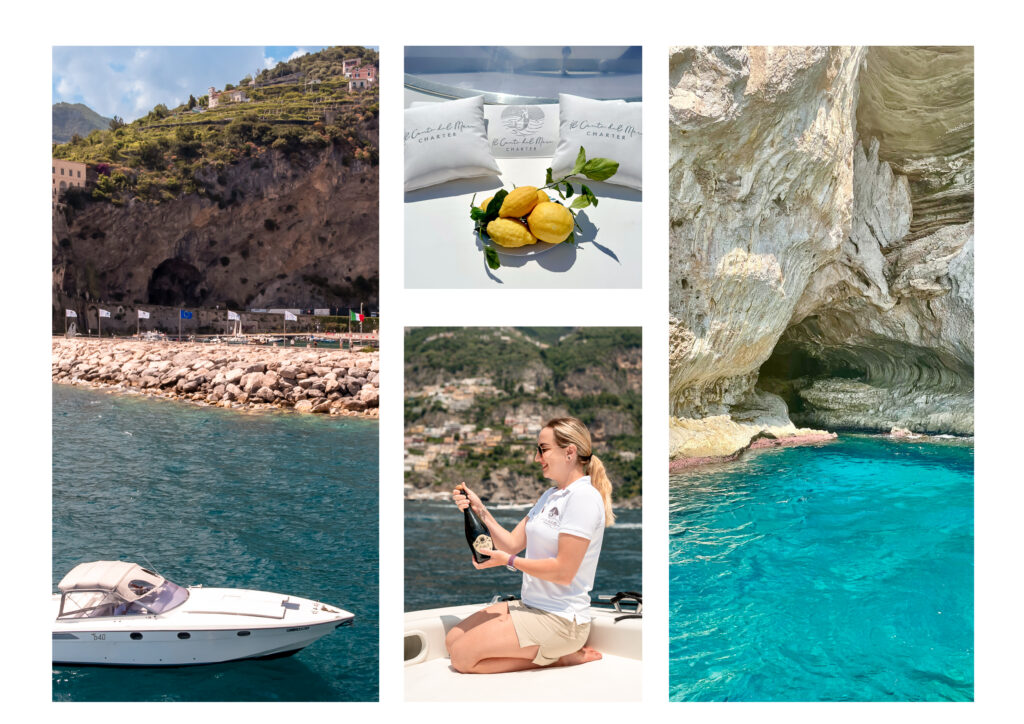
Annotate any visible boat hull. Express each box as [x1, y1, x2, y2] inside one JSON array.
[[52, 587, 354, 667], [53, 617, 348, 667]]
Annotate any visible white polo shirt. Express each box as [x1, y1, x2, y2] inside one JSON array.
[[520, 476, 605, 623]]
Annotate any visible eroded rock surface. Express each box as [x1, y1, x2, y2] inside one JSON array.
[[669, 46, 973, 462]]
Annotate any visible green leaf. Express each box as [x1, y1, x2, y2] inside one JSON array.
[[582, 157, 619, 181], [571, 146, 587, 175], [581, 184, 598, 208], [564, 182, 574, 198], [545, 167, 553, 186], [570, 196, 590, 210], [565, 230, 576, 245], [484, 190, 508, 221], [470, 206, 486, 221], [484, 246, 501, 269]]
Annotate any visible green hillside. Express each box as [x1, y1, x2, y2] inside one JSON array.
[[52, 46, 378, 205], [53, 102, 112, 144], [405, 327, 643, 499]]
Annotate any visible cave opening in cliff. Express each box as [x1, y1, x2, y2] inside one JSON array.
[[759, 341, 867, 413], [147, 258, 204, 307]]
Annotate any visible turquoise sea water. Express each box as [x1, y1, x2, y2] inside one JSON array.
[[669, 435, 973, 701], [404, 500, 641, 611], [52, 384, 379, 701]]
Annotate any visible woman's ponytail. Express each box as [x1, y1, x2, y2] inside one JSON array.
[[587, 455, 616, 527], [546, 416, 616, 527]]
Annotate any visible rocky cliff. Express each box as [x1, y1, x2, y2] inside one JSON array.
[[53, 144, 378, 325], [668, 46, 973, 461]]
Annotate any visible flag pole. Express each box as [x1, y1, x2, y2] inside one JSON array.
[[98, 308, 102, 339], [136, 311, 140, 337], [178, 311, 182, 342], [360, 302, 364, 334]]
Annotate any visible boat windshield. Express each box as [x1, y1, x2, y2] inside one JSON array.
[[58, 581, 189, 619], [124, 580, 189, 615]]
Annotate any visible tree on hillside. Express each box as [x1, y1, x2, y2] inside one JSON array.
[[109, 116, 125, 131], [188, 94, 197, 110]]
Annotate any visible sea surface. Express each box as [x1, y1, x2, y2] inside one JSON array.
[[404, 499, 641, 611], [669, 435, 973, 701], [52, 384, 379, 702]]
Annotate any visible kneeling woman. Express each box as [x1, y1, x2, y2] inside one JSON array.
[[446, 417, 616, 674]]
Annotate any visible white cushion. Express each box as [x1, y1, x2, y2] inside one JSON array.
[[551, 93, 642, 190], [404, 96, 500, 191]]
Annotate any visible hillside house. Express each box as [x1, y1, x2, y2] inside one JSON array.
[[53, 159, 89, 208], [342, 58, 361, 77], [348, 66, 377, 91], [207, 86, 250, 109]]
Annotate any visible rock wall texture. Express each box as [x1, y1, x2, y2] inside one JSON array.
[[53, 339, 379, 416], [52, 144, 378, 327], [669, 46, 973, 461]]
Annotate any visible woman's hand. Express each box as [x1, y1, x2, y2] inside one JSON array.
[[451, 482, 485, 518], [471, 547, 510, 570]]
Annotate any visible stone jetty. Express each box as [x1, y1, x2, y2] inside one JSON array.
[[53, 338, 379, 417]]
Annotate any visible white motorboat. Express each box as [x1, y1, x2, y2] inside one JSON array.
[[53, 561, 354, 666], [404, 592, 642, 701]]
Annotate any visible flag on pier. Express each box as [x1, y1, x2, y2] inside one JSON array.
[[350, 311, 364, 322], [138, 310, 150, 319], [227, 310, 240, 321], [284, 311, 298, 321], [66, 309, 77, 318], [180, 310, 193, 320], [99, 309, 111, 318]]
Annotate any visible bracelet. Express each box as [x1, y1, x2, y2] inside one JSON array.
[[506, 555, 518, 572]]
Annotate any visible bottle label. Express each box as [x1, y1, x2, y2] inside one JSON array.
[[472, 534, 493, 555]]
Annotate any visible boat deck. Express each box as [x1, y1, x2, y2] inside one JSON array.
[[404, 601, 641, 701], [405, 651, 642, 701]]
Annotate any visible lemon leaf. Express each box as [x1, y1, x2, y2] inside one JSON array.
[[582, 158, 619, 181], [581, 184, 599, 208], [545, 167, 554, 186], [571, 146, 587, 175], [570, 196, 590, 209], [484, 246, 501, 269], [484, 190, 507, 222]]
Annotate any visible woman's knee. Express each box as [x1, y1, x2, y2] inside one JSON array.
[[448, 639, 475, 673], [444, 625, 462, 655]]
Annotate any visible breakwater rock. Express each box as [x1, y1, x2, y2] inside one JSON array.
[[52, 338, 379, 417]]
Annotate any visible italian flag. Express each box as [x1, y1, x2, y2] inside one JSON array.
[[350, 311, 364, 322]]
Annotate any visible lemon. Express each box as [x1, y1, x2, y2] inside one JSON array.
[[526, 202, 574, 243], [499, 186, 540, 218], [486, 218, 537, 247]]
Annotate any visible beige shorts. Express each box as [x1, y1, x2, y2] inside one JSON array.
[[508, 600, 591, 666]]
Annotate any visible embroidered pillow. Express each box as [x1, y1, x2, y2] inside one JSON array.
[[551, 93, 642, 190], [404, 96, 500, 191]]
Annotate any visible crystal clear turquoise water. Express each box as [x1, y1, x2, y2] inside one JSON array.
[[669, 435, 973, 701], [404, 500, 641, 611], [52, 384, 379, 701]]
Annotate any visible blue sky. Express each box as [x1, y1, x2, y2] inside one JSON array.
[[52, 46, 326, 121]]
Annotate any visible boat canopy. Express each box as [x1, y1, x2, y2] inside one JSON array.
[[58, 561, 165, 602]]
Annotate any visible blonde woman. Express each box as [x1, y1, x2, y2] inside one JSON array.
[[446, 417, 616, 674]]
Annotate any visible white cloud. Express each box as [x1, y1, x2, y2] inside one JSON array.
[[287, 48, 309, 61], [53, 47, 272, 121]]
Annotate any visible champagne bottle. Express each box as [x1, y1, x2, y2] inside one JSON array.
[[461, 487, 493, 563]]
